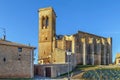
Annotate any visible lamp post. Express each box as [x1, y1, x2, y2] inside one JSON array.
[[66, 51, 71, 80]]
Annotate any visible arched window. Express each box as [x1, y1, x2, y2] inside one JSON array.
[[45, 16, 49, 28], [41, 16, 49, 29], [41, 16, 45, 29]]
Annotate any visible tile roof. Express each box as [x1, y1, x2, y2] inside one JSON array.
[[0, 39, 36, 49]]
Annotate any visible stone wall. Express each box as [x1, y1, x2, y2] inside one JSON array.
[[34, 63, 72, 78], [115, 53, 120, 65], [0, 44, 34, 78], [56, 40, 64, 50], [74, 32, 112, 65], [116, 58, 120, 65], [52, 48, 66, 63]]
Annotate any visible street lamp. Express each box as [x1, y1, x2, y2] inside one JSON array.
[[66, 50, 71, 80]]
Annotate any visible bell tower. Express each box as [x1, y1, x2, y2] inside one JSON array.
[[38, 7, 56, 64]]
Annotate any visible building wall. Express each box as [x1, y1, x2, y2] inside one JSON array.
[[116, 58, 120, 65], [38, 42, 53, 63], [51, 48, 77, 67], [52, 48, 66, 63], [0, 44, 34, 78], [76, 53, 83, 64], [34, 64, 72, 78], [74, 32, 112, 65], [115, 53, 120, 65], [56, 40, 64, 50]]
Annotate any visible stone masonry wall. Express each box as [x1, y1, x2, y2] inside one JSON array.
[[0, 44, 34, 78], [52, 48, 66, 63]]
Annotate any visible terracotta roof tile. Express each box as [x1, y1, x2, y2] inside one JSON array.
[[0, 40, 36, 49]]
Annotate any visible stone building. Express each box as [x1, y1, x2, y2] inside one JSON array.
[[72, 31, 112, 65], [38, 7, 112, 65], [115, 53, 120, 65], [0, 39, 35, 78]]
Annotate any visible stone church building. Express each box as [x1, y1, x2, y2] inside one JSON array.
[[38, 7, 112, 65]]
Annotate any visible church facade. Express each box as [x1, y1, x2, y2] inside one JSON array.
[[38, 7, 112, 65]]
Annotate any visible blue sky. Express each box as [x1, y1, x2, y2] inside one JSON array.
[[0, 0, 120, 64]]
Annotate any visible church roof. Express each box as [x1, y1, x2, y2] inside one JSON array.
[[76, 30, 107, 39], [0, 39, 36, 49]]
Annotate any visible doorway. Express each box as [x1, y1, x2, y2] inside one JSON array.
[[45, 67, 51, 77]]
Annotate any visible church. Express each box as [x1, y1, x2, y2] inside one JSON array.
[[38, 7, 112, 65]]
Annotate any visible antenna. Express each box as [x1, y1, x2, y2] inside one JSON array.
[[0, 27, 6, 40]]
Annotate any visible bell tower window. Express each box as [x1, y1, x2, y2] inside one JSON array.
[[41, 16, 49, 29], [45, 16, 49, 28], [42, 16, 45, 29]]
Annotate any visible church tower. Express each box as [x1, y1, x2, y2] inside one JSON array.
[[38, 7, 56, 64]]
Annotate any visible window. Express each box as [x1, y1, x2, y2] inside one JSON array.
[[18, 47, 22, 52], [3, 57, 6, 62], [41, 16, 49, 29], [42, 16, 45, 29], [45, 16, 49, 27]]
